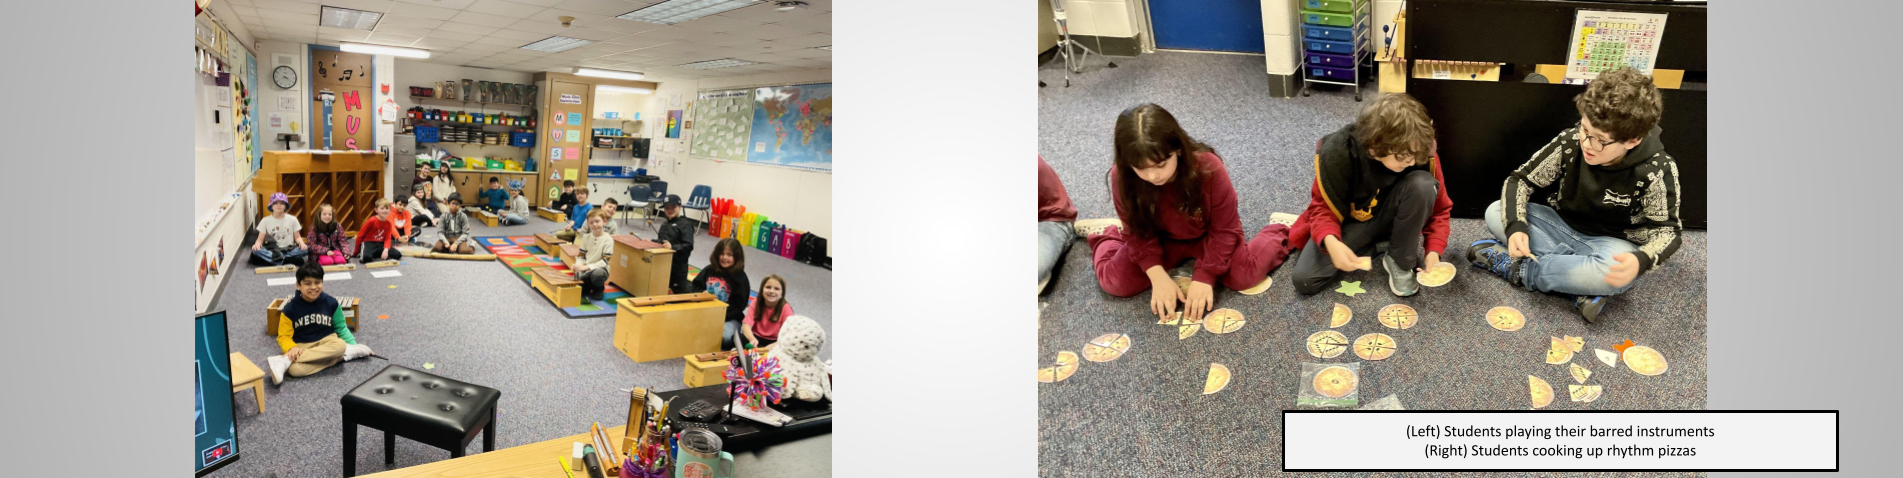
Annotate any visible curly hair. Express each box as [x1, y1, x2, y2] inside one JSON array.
[[1353, 94, 1435, 166], [1112, 103, 1209, 239], [1574, 67, 1663, 142]]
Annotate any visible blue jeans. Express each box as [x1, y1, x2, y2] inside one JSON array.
[[502, 213, 528, 225], [249, 246, 308, 266], [1038, 221, 1075, 287], [722, 321, 740, 350], [1484, 201, 1639, 297]]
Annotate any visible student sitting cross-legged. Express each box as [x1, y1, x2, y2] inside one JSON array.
[[1469, 67, 1682, 322], [265, 262, 373, 384]]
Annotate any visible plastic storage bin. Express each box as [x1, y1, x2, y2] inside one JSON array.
[[1302, 10, 1354, 27], [1309, 65, 1357, 81], [1304, 0, 1361, 13], [1306, 52, 1356, 68], [510, 132, 534, 147], [1303, 24, 1356, 41], [1305, 38, 1357, 54], [415, 126, 440, 143]]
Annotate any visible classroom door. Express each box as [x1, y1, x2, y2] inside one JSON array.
[[545, 79, 593, 202], [1148, 0, 1266, 53], [308, 50, 373, 151]]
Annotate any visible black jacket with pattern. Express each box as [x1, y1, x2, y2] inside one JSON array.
[[1501, 124, 1682, 274]]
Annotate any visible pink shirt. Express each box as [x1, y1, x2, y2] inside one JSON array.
[[742, 298, 795, 342]]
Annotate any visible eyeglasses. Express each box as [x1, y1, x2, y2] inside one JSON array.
[[1577, 123, 1622, 151]]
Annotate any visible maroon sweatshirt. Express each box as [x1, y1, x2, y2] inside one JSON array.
[[1110, 151, 1243, 285], [1038, 156, 1077, 223]]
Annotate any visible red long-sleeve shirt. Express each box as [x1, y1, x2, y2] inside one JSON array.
[[1038, 156, 1077, 223], [1111, 151, 1244, 285], [353, 216, 400, 253]]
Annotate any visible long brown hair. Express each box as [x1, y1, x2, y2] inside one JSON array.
[[314, 203, 339, 235], [706, 238, 746, 275], [752, 275, 789, 324], [1112, 103, 1208, 239]]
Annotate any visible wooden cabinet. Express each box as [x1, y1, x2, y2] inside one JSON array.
[[253, 151, 386, 236]]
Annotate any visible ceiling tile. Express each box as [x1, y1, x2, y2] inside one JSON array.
[[567, 41, 640, 56], [472, 35, 533, 47], [378, 15, 446, 29], [553, 0, 643, 17], [397, 0, 477, 9], [227, 0, 257, 5], [411, 38, 470, 50], [717, 3, 821, 23], [627, 25, 696, 41], [449, 11, 525, 28], [505, 19, 570, 35], [467, 0, 549, 18], [431, 23, 496, 36], [387, 2, 463, 20], [775, 45, 829, 59], [627, 41, 702, 54], [319, 25, 372, 37], [732, 52, 790, 64], [579, 16, 660, 34], [228, 6, 261, 17], [257, 10, 319, 23], [725, 22, 809, 41], [423, 30, 485, 42], [253, 0, 321, 15], [369, 32, 425, 44], [671, 15, 760, 33], [375, 25, 436, 38], [318, 31, 371, 42], [681, 33, 755, 47], [325, 0, 397, 12], [487, 29, 553, 41], [536, 8, 609, 25], [773, 58, 828, 69], [561, 27, 628, 41], [773, 11, 829, 33], [262, 18, 313, 31], [458, 43, 513, 53], [502, 0, 567, 6], [597, 51, 657, 63], [777, 32, 829, 48]]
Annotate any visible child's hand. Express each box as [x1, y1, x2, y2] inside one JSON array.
[[1416, 251, 1441, 273], [285, 347, 304, 362], [381, 250, 391, 260], [1149, 275, 1184, 322], [253, 243, 263, 252], [1507, 232, 1532, 258], [1605, 253, 1639, 287], [1184, 280, 1214, 321]]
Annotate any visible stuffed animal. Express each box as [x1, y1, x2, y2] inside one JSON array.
[[764, 316, 831, 402]]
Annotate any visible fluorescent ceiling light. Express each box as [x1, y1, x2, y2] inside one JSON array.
[[619, 0, 764, 26], [817, 45, 830, 50], [680, 58, 757, 69], [340, 42, 431, 59], [320, 6, 382, 31], [598, 85, 655, 95], [574, 68, 646, 81], [520, 36, 594, 53]]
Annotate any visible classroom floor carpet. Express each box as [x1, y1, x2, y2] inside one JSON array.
[[1038, 51, 1706, 476], [212, 214, 832, 477]]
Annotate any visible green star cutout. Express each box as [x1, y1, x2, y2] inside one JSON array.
[[1336, 280, 1366, 297]]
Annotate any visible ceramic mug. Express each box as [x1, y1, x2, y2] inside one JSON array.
[[674, 429, 732, 478]]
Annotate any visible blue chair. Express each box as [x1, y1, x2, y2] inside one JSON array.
[[624, 184, 652, 227], [642, 181, 669, 230], [685, 185, 713, 229]]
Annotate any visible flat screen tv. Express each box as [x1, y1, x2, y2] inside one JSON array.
[[195, 311, 240, 476]]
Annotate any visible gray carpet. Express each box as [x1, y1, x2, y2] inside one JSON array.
[[1038, 52, 1705, 476], [211, 211, 831, 477]]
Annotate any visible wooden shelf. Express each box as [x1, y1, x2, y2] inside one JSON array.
[[409, 96, 532, 108]]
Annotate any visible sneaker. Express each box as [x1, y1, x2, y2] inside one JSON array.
[[342, 344, 374, 361], [1268, 212, 1299, 227], [1382, 254, 1419, 297], [266, 355, 289, 385], [1466, 239, 1523, 286], [1072, 218, 1122, 238], [1575, 296, 1608, 323]]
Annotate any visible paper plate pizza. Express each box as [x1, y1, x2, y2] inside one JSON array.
[[1203, 309, 1247, 334], [1306, 330, 1350, 359], [1354, 333, 1397, 361], [1204, 363, 1232, 395], [1529, 375, 1555, 408], [1378, 304, 1418, 330], [1417, 262, 1457, 287], [1329, 303, 1352, 328], [1313, 366, 1358, 399], [1082, 333, 1131, 363], [1037, 351, 1081, 383], [1622, 346, 1668, 376], [1486, 306, 1526, 331]]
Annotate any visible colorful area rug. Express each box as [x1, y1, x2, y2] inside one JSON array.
[[478, 235, 627, 318]]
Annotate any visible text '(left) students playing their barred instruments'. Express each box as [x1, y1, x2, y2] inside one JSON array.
[[1081, 103, 1291, 322], [1287, 94, 1454, 297]]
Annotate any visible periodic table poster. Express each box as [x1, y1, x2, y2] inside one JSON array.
[[1563, 10, 1667, 82]]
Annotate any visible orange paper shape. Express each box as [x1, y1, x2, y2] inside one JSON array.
[[377, 314, 389, 320], [1529, 375, 1554, 408], [1037, 351, 1081, 383], [1204, 363, 1232, 395], [1329, 303, 1352, 328]]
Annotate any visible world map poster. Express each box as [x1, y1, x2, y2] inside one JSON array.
[[746, 83, 832, 171]]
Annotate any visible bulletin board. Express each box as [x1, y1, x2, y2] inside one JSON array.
[[690, 88, 754, 161], [308, 48, 374, 151]]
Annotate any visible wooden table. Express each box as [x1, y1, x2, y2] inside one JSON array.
[[230, 352, 265, 413], [358, 425, 632, 477]]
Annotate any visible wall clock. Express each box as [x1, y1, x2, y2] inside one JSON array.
[[273, 65, 297, 89]]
